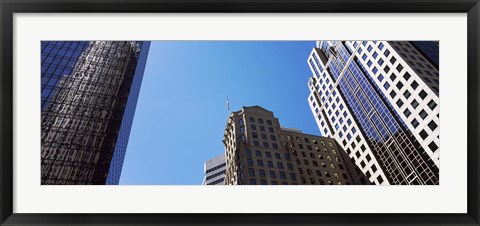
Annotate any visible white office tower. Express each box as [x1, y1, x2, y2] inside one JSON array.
[[203, 153, 226, 185], [306, 41, 439, 185]]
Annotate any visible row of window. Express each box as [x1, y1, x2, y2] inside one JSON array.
[[247, 158, 293, 170], [205, 170, 226, 180], [205, 163, 226, 174]]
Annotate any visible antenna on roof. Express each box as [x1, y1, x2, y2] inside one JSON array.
[[226, 96, 231, 114]]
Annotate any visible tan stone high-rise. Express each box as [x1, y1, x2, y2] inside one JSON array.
[[223, 106, 369, 185]]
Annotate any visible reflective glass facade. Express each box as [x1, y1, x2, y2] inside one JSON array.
[[41, 41, 150, 185], [307, 41, 439, 185]]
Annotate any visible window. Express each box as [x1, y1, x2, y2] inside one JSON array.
[[420, 110, 428, 119], [396, 64, 404, 72], [384, 82, 390, 89], [419, 90, 428, 99], [411, 81, 419, 90], [428, 121, 438, 131], [373, 52, 378, 58], [261, 180, 267, 185], [247, 158, 253, 166], [303, 159, 309, 166], [258, 119, 264, 124], [239, 119, 244, 126], [429, 141, 438, 151], [404, 72, 411, 81], [396, 81, 404, 89], [259, 170, 266, 177], [378, 74, 384, 82], [277, 162, 284, 169], [411, 119, 419, 128], [255, 150, 261, 157], [249, 117, 255, 123], [396, 99, 404, 107], [419, 129, 428, 140], [253, 141, 259, 147], [272, 143, 278, 149], [428, 100, 437, 110], [290, 173, 296, 180], [390, 74, 397, 81], [411, 100, 419, 109], [263, 142, 269, 148], [252, 132, 258, 139], [389, 90, 396, 98], [251, 125, 256, 130], [404, 109, 411, 117], [275, 153, 281, 160], [279, 172, 286, 179], [384, 65, 390, 73], [377, 176, 384, 184], [267, 120, 272, 125], [268, 161, 273, 168], [287, 163, 293, 170], [285, 153, 291, 160], [260, 126, 265, 132], [268, 127, 274, 133], [403, 90, 411, 99], [261, 134, 267, 140], [248, 168, 255, 176], [390, 57, 396, 64], [246, 149, 251, 157], [269, 171, 276, 178], [250, 179, 256, 185], [266, 151, 272, 158], [257, 160, 264, 167], [367, 60, 373, 67]]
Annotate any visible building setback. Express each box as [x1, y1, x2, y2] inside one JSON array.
[[41, 41, 150, 185], [306, 41, 439, 185], [223, 106, 369, 185], [203, 154, 226, 185]]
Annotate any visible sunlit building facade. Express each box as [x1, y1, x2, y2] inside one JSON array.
[[223, 106, 369, 185], [41, 41, 150, 185], [306, 41, 439, 185]]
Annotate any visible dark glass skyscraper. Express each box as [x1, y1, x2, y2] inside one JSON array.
[[307, 41, 439, 185], [41, 41, 150, 185]]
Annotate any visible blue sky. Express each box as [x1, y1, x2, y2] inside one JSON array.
[[119, 41, 318, 185]]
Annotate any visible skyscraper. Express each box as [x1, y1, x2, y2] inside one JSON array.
[[41, 41, 150, 185], [306, 41, 439, 185], [223, 106, 369, 185], [203, 153, 226, 185]]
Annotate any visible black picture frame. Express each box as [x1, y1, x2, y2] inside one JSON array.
[[1, 0, 479, 225]]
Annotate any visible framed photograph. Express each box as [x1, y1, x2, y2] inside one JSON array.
[[1, 0, 479, 225]]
